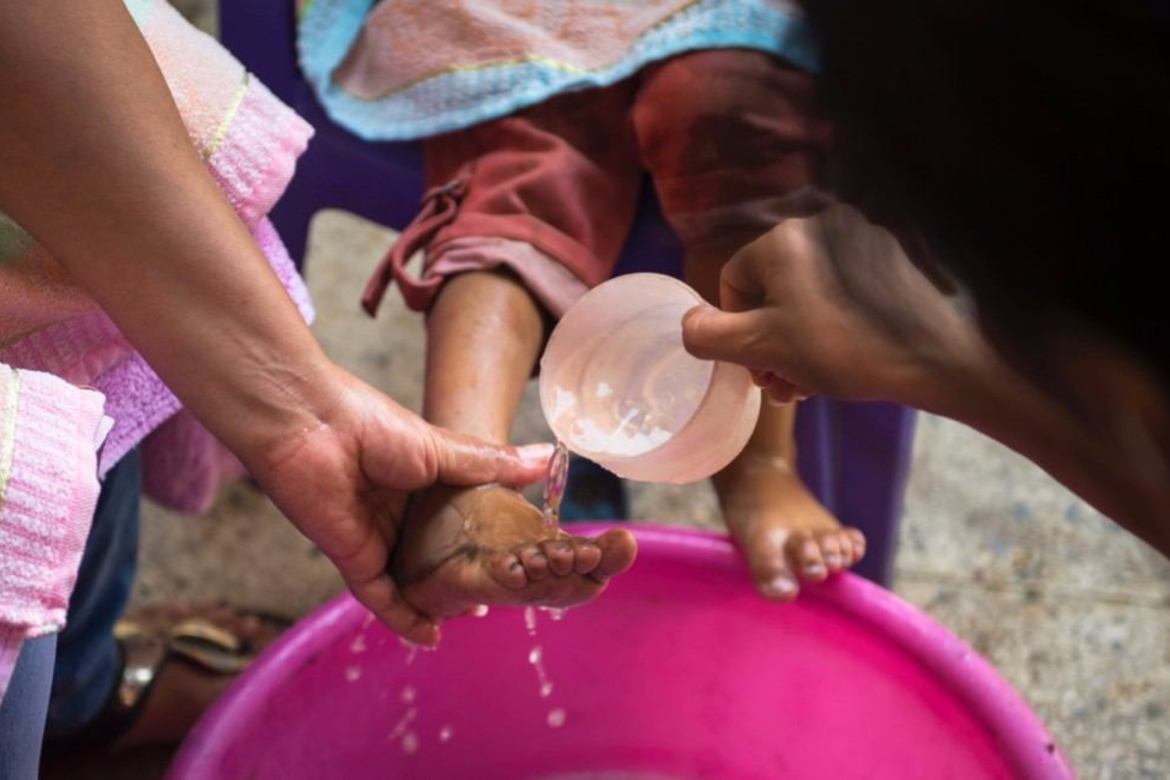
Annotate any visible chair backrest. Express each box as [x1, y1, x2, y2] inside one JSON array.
[[218, 1, 300, 105]]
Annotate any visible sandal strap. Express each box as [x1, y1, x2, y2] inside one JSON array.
[[114, 630, 168, 711], [168, 618, 252, 675]]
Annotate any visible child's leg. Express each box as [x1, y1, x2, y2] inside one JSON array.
[[635, 50, 863, 599], [391, 270, 636, 620], [713, 401, 865, 598], [381, 87, 643, 621], [689, 257, 863, 599], [421, 271, 542, 443]]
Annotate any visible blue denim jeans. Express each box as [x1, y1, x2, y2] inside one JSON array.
[[46, 449, 142, 738], [0, 634, 57, 780], [0, 450, 140, 776]]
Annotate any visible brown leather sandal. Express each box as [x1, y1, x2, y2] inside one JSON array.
[[54, 603, 290, 749]]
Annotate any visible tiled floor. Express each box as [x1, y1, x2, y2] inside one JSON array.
[[122, 212, 1170, 778], [896, 418, 1170, 779]]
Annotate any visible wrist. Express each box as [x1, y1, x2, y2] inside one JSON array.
[[204, 348, 351, 474], [883, 313, 993, 417]]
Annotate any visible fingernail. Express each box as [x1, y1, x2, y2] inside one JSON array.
[[472, 604, 489, 618], [762, 576, 797, 598], [805, 563, 826, 577], [517, 443, 555, 465], [825, 554, 841, 568]]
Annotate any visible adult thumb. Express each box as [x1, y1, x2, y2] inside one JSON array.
[[427, 426, 552, 488], [681, 304, 770, 367]]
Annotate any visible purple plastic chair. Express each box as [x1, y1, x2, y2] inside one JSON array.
[[218, 1, 916, 584]]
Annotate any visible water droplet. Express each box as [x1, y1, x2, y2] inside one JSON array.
[[540, 607, 567, 622], [402, 731, 419, 755], [350, 633, 367, 654], [344, 665, 362, 682], [541, 440, 570, 527], [524, 606, 537, 636], [439, 725, 454, 742], [401, 685, 416, 704], [388, 707, 418, 740], [527, 644, 554, 698], [547, 708, 566, 728]]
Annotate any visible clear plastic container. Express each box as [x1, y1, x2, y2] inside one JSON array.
[[539, 273, 761, 483]]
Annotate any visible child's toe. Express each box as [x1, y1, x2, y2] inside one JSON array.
[[792, 535, 828, 581], [592, 529, 637, 579], [517, 545, 551, 581], [820, 533, 844, 572], [835, 532, 855, 567], [490, 553, 528, 590], [543, 540, 576, 576], [847, 529, 867, 563], [738, 528, 798, 601], [758, 567, 799, 601], [572, 539, 603, 574]]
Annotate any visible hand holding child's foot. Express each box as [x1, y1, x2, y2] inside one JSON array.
[[715, 455, 864, 601], [391, 484, 637, 621]]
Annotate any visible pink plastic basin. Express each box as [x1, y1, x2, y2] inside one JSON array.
[[170, 525, 1073, 780]]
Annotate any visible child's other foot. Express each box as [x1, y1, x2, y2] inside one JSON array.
[[715, 456, 864, 601], [560, 454, 628, 522], [391, 485, 637, 621]]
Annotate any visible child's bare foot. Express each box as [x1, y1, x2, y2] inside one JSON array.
[[715, 456, 865, 601], [391, 484, 637, 621]]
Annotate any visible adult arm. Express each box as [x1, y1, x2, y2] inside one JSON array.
[[681, 205, 1169, 554], [0, 1, 548, 644]]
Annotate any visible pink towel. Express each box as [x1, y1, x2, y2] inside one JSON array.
[[332, 0, 696, 100], [0, 218, 313, 491], [0, 367, 110, 700]]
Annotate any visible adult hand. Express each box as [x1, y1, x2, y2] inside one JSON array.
[[681, 203, 979, 408], [247, 367, 551, 647], [0, 3, 550, 647]]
